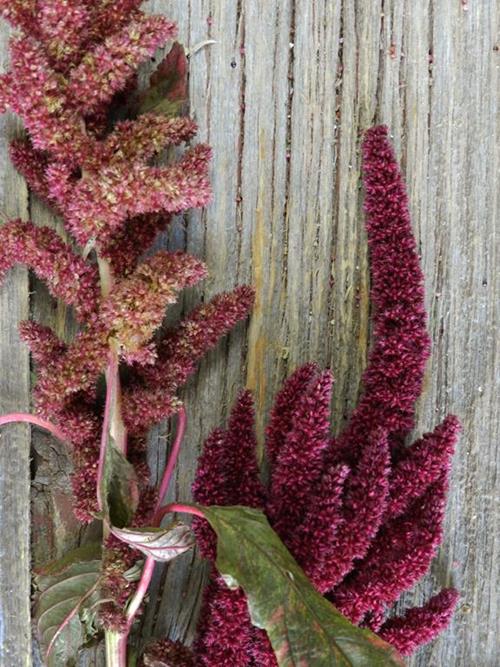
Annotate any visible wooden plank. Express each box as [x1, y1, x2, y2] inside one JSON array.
[[0, 1, 497, 665], [0, 20, 32, 667]]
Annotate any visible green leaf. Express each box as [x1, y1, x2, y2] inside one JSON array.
[[101, 439, 139, 527], [137, 42, 188, 117], [199, 506, 406, 667], [34, 544, 102, 666], [112, 522, 195, 562]]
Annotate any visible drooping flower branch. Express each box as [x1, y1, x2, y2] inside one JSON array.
[[191, 126, 460, 665], [0, 1, 253, 662]]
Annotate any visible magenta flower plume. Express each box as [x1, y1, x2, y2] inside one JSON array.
[[8, 35, 94, 164], [65, 144, 212, 246], [267, 369, 334, 545], [387, 415, 461, 519], [302, 429, 390, 593], [0, 1, 38, 35], [193, 393, 266, 666], [331, 477, 450, 625], [265, 362, 320, 466], [101, 114, 197, 166], [378, 589, 459, 656], [194, 577, 256, 667], [192, 126, 459, 662], [335, 125, 431, 462], [38, 0, 92, 70], [193, 390, 264, 559], [142, 638, 195, 666]]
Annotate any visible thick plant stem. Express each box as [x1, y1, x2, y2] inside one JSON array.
[[98, 256, 131, 664], [154, 407, 187, 517], [98, 256, 127, 455], [105, 630, 128, 667]]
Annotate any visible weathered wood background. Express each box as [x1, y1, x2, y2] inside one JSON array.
[[0, 1, 498, 665]]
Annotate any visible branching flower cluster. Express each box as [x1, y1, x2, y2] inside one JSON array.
[[0, 0, 253, 631], [0, 2, 459, 665], [192, 127, 460, 664]]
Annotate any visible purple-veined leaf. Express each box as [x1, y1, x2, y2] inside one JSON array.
[[112, 522, 195, 562], [199, 505, 406, 667], [34, 543, 102, 666]]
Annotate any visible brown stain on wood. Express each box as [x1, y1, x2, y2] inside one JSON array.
[[246, 130, 268, 440], [0, 2, 498, 666]]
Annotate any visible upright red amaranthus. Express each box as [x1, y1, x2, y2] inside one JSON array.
[[192, 126, 460, 664], [0, 0, 253, 658]]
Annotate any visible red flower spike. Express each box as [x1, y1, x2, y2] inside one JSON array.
[[34, 316, 109, 408], [290, 463, 349, 583], [265, 362, 320, 467], [267, 370, 334, 545], [67, 15, 177, 115], [331, 477, 449, 624], [192, 429, 232, 559], [141, 638, 195, 666], [378, 589, 459, 656], [387, 415, 460, 519], [310, 430, 390, 593], [192, 393, 264, 560], [221, 390, 266, 508], [247, 628, 278, 667], [99, 213, 172, 277], [334, 126, 431, 463], [0, 73, 13, 114], [191, 127, 458, 660], [194, 575, 255, 667], [92, 0, 144, 40], [0, 220, 100, 321], [18, 321, 66, 367]]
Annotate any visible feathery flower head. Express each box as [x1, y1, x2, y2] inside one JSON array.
[[100, 251, 207, 353], [192, 126, 459, 662]]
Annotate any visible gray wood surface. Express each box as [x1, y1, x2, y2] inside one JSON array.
[[0, 1, 498, 665]]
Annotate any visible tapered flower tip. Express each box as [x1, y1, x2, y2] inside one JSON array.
[[388, 414, 461, 519], [363, 124, 391, 148], [265, 362, 321, 466], [378, 588, 459, 656]]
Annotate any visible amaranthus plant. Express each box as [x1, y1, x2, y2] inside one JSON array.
[[0, 2, 458, 667]]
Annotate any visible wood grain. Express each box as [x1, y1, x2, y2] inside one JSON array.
[[0, 1, 498, 665]]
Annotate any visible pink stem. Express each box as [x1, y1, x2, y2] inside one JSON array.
[[0, 412, 70, 446], [125, 556, 156, 627], [117, 633, 128, 665], [96, 351, 119, 511], [155, 502, 206, 521], [153, 407, 187, 519]]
